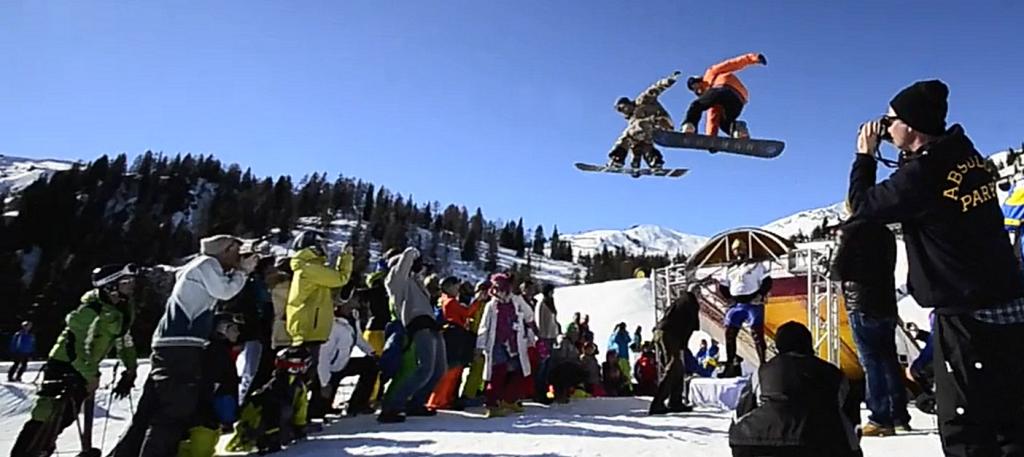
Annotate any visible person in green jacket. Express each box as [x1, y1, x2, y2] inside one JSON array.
[[11, 264, 140, 457]]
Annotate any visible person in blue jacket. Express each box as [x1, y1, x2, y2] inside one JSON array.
[[7, 321, 35, 382]]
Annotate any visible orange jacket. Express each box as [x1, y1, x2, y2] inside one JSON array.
[[700, 53, 761, 136], [441, 294, 480, 329]]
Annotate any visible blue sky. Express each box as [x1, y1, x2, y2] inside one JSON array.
[[2, 1, 1023, 235]]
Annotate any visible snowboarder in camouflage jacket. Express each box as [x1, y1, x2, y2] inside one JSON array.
[[607, 72, 679, 169]]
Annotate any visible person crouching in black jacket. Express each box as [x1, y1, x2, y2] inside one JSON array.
[[729, 321, 861, 457]]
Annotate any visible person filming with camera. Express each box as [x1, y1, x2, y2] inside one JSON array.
[[848, 80, 1024, 457]]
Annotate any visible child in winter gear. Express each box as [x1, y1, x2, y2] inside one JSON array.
[[175, 313, 243, 457], [634, 344, 659, 396], [12, 265, 139, 457], [227, 347, 311, 454], [601, 350, 631, 397], [460, 280, 491, 405], [681, 53, 767, 138], [580, 343, 603, 396], [477, 274, 533, 418], [545, 335, 586, 404]]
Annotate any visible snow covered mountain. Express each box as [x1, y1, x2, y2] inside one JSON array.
[[0, 155, 76, 194], [762, 201, 847, 239], [562, 224, 708, 258]]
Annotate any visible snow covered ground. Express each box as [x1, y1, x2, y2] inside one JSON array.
[[0, 362, 943, 456]]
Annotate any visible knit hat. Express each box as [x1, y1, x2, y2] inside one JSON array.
[[200, 234, 242, 257], [774, 321, 813, 356], [889, 80, 949, 136], [490, 273, 512, 293]]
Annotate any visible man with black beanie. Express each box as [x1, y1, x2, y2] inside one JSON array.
[[849, 79, 1024, 456]]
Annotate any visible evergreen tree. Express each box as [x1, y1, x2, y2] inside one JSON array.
[[514, 218, 526, 257], [532, 225, 545, 256], [485, 229, 499, 272]]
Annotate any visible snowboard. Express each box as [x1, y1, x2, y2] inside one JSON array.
[[653, 131, 785, 158], [574, 162, 688, 178]]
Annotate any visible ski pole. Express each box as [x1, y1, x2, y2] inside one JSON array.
[[100, 361, 120, 453]]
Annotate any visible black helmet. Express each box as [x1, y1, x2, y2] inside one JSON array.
[[614, 96, 632, 108], [291, 230, 326, 254], [439, 276, 460, 290], [92, 264, 140, 288]]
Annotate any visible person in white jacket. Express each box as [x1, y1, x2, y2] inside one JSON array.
[[476, 273, 533, 418], [314, 302, 379, 417]]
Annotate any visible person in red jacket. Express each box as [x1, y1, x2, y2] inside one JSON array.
[[680, 53, 767, 139], [427, 276, 481, 410]]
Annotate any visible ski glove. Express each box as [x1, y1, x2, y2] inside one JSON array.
[[757, 54, 767, 65], [113, 370, 136, 399]]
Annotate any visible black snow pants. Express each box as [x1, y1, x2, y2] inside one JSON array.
[[685, 86, 745, 135], [651, 330, 689, 411], [115, 346, 203, 457], [934, 313, 1024, 457]]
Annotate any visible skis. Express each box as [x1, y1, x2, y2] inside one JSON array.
[[653, 131, 785, 158], [574, 162, 688, 179]]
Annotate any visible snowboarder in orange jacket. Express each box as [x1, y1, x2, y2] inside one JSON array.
[[680, 53, 767, 139]]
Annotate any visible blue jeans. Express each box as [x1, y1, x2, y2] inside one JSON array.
[[848, 310, 910, 427], [382, 328, 446, 412]]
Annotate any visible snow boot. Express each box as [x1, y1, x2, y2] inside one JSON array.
[[680, 122, 697, 134], [376, 410, 406, 424], [668, 403, 693, 413], [648, 404, 669, 415], [485, 406, 507, 418], [501, 400, 525, 413], [405, 406, 438, 417], [861, 422, 896, 437]]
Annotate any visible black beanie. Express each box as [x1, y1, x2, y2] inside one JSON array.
[[775, 321, 813, 355], [889, 80, 949, 136]]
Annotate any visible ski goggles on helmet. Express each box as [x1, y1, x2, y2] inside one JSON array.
[[92, 263, 141, 288]]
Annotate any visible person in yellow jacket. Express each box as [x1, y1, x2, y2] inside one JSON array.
[[286, 231, 354, 346], [285, 230, 353, 420], [680, 52, 767, 139]]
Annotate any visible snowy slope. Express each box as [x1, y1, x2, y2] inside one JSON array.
[[563, 224, 707, 258], [0, 155, 76, 194], [762, 201, 847, 239]]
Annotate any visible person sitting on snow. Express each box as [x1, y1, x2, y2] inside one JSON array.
[[601, 349, 631, 397], [227, 346, 312, 455], [728, 321, 861, 457], [314, 297, 379, 418]]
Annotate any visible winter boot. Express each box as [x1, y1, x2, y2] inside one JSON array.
[[668, 403, 694, 413], [405, 405, 438, 417], [731, 121, 750, 140], [485, 406, 506, 418], [680, 122, 697, 134], [861, 422, 896, 437], [648, 404, 669, 415], [376, 410, 406, 424], [501, 400, 525, 413]]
